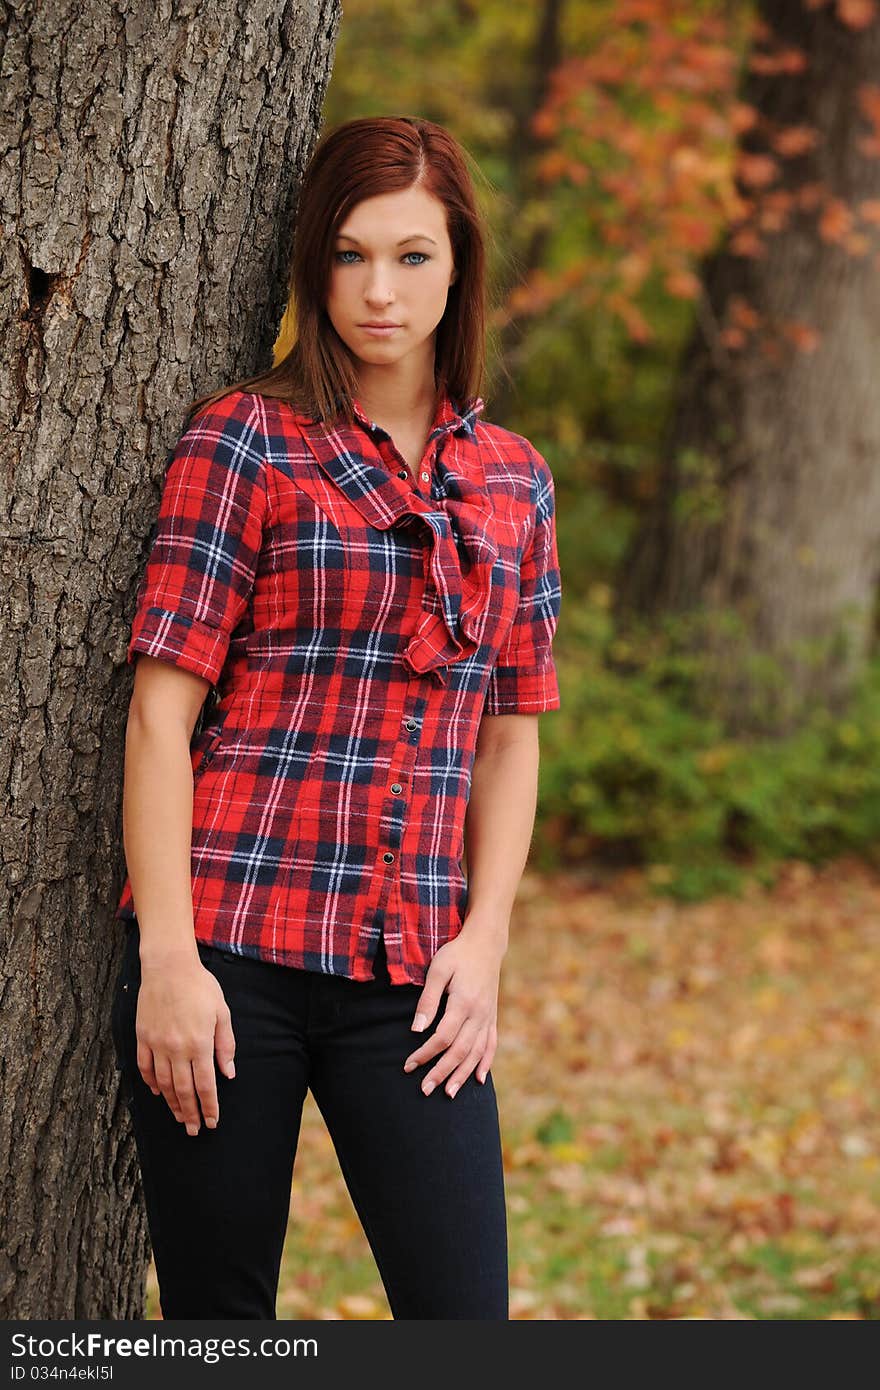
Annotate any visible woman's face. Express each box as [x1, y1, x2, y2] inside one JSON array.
[[326, 184, 458, 377]]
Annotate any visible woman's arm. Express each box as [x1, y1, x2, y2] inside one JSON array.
[[401, 439, 561, 1097], [121, 656, 237, 1135], [122, 659, 207, 967], [459, 712, 541, 948], [400, 714, 540, 1098], [118, 391, 268, 1130]]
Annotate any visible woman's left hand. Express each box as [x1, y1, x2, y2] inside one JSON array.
[[402, 920, 507, 1098]]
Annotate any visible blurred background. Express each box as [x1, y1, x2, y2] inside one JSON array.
[[163, 0, 880, 1319]]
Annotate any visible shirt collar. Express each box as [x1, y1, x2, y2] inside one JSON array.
[[348, 390, 484, 443]]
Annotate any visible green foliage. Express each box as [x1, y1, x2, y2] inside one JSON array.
[[535, 596, 880, 900], [535, 1109, 575, 1147]]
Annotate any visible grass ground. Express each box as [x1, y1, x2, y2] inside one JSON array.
[[146, 855, 880, 1319]]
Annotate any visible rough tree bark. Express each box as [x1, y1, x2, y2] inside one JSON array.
[[0, 0, 340, 1320], [615, 1, 880, 735]]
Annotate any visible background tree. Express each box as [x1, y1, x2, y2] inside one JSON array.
[[0, 0, 340, 1320], [612, 0, 880, 734]]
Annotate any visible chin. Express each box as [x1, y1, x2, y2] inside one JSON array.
[[356, 344, 402, 362]]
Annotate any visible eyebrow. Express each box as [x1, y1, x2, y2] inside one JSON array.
[[335, 233, 438, 247]]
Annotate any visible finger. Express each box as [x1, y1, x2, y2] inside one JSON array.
[[476, 1045, 497, 1084], [153, 1055, 184, 1122], [419, 1024, 481, 1094], [410, 970, 453, 1033], [443, 1038, 488, 1097], [214, 1011, 236, 1080], [137, 1040, 161, 1096], [403, 1006, 468, 1070], [170, 1056, 201, 1135], [192, 1053, 220, 1130], [477, 1024, 498, 1084]]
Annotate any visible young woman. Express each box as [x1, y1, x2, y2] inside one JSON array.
[[111, 115, 562, 1321]]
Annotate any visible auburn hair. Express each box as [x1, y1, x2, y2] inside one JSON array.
[[186, 115, 491, 431]]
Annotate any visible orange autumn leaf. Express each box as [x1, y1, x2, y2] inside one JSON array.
[[856, 83, 880, 126], [728, 294, 761, 329], [771, 124, 820, 157], [664, 267, 702, 298], [729, 227, 766, 256], [818, 198, 854, 241], [737, 153, 780, 187], [730, 101, 760, 134], [837, 0, 878, 30], [781, 320, 822, 351], [748, 47, 808, 77]]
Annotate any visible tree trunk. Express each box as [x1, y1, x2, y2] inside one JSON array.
[[615, 1, 880, 735], [483, 0, 565, 422], [0, 0, 340, 1319]]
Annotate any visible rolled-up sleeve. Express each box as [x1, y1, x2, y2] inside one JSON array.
[[126, 389, 268, 685], [484, 447, 562, 714]]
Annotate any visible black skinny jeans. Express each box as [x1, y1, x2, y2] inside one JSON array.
[[110, 921, 509, 1320]]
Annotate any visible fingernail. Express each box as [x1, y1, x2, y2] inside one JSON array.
[[412, 1013, 428, 1032], [403, 1060, 416, 1072], [447, 1083, 459, 1098], [226, 1062, 236, 1078], [422, 1080, 434, 1095], [186, 1124, 199, 1137], [206, 1118, 217, 1129]]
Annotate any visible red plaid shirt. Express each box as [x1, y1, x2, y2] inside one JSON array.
[[115, 387, 561, 983]]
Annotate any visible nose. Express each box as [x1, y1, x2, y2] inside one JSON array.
[[363, 272, 396, 306]]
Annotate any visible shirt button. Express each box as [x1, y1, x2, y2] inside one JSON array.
[[420, 470, 430, 482], [404, 718, 418, 730], [396, 468, 408, 480], [390, 782, 403, 794], [382, 851, 395, 863]]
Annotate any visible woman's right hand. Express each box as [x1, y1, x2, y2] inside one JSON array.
[[135, 957, 236, 1135]]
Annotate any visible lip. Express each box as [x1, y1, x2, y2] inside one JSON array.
[[359, 323, 401, 334]]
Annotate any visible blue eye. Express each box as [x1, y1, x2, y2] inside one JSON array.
[[333, 250, 430, 266]]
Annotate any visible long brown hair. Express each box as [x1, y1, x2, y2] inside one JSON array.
[[186, 116, 490, 430]]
